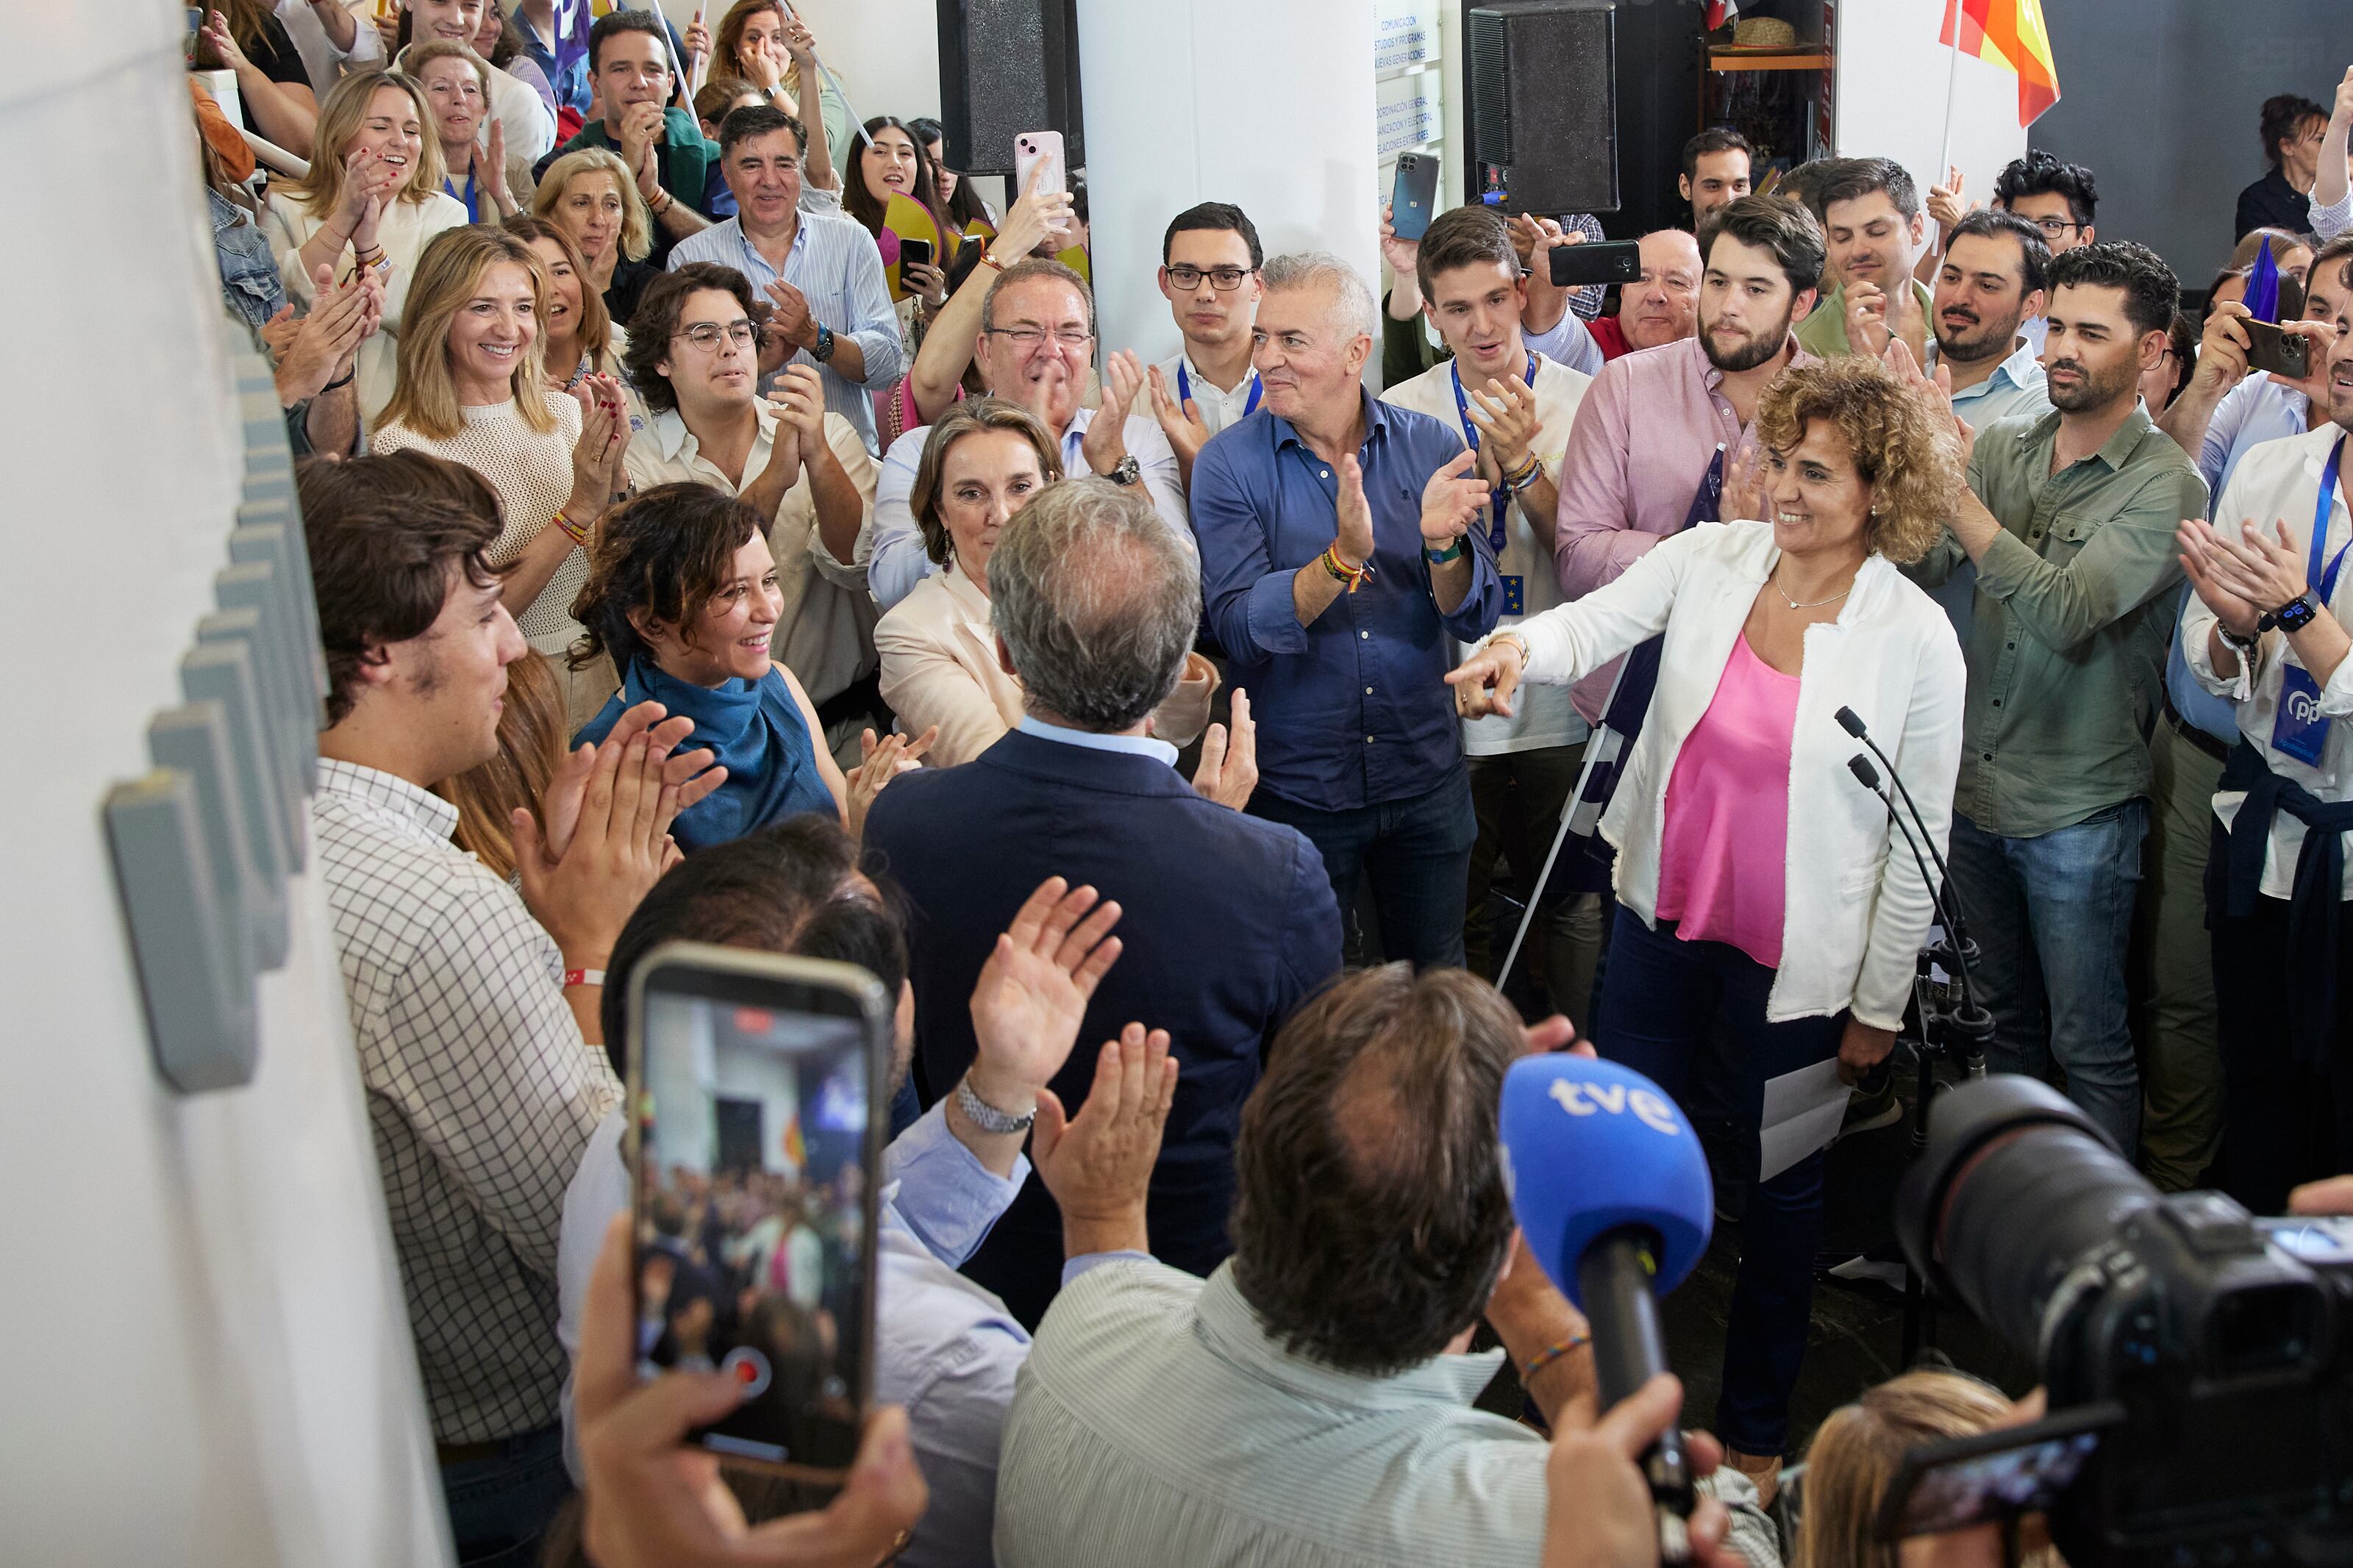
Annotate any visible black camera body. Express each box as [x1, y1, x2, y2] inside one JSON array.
[[1895, 1077, 2353, 1567]]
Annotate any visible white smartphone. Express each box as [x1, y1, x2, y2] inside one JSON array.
[[1013, 130, 1066, 200]]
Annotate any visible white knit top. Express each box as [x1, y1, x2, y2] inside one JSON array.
[[371, 393, 587, 652]]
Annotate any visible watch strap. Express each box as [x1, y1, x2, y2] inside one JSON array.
[[955, 1074, 1036, 1134]]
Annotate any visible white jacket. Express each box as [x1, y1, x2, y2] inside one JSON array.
[[1505, 521, 1965, 1027]]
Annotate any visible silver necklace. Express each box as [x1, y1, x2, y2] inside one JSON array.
[[1771, 565, 1852, 611]]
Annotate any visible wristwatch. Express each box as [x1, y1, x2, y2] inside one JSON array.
[[810, 323, 837, 363], [955, 1073, 1035, 1135], [2262, 594, 2318, 634], [1106, 454, 1141, 487]]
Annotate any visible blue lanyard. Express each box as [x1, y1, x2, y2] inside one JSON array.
[[444, 172, 479, 223], [1178, 360, 1261, 418], [1452, 351, 1537, 553], [2313, 436, 2350, 605]]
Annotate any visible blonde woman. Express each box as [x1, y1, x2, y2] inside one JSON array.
[[264, 69, 468, 427], [533, 146, 660, 329], [876, 398, 1215, 769], [405, 40, 520, 222], [370, 225, 632, 726]]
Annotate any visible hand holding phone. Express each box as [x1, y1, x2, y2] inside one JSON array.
[[1013, 132, 1066, 203], [1390, 153, 1439, 243], [1549, 239, 1643, 290], [2244, 318, 2313, 381]]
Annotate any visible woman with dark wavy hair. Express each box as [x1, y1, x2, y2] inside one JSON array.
[[1450, 354, 1969, 1499]]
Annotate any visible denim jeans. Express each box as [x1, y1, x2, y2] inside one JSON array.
[[1251, 769, 1477, 969], [440, 1422, 572, 1567], [1946, 801, 2147, 1155], [1595, 906, 1843, 1457]]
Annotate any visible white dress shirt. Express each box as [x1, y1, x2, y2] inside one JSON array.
[[314, 758, 618, 1444], [1383, 350, 1593, 756], [867, 409, 1191, 611], [624, 404, 879, 704], [1151, 348, 1262, 437], [1495, 520, 1966, 1028], [2185, 423, 2353, 899]]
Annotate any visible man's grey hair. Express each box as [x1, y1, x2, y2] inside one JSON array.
[[979, 257, 1096, 337], [988, 478, 1201, 731], [1261, 251, 1378, 342]]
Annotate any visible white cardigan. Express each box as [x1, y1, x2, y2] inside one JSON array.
[[1504, 521, 1965, 1028]]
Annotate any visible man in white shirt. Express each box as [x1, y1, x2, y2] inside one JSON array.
[[278, 0, 384, 93], [993, 964, 1775, 1568], [1146, 201, 1266, 487], [396, 0, 554, 189], [621, 262, 879, 755], [1380, 204, 1602, 1028], [867, 259, 1191, 611], [297, 456, 716, 1565]]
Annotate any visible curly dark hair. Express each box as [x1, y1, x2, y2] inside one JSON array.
[[567, 482, 764, 673], [1229, 965, 1524, 1376], [1753, 357, 1964, 568], [2048, 239, 2179, 340], [1993, 150, 2097, 231], [622, 262, 764, 415]]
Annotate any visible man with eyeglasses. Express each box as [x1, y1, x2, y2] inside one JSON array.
[[865, 259, 1192, 610], [621, 262, 881, 753], [666, 104, 900, 454], [1993, 151, 2098, 357], [1145, 203, 1267, 487], [542, 9, 727, 270]]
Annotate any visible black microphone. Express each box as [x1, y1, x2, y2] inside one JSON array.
[[1835, 706, 1965, 945], [1847, 754, 1980, 1012]]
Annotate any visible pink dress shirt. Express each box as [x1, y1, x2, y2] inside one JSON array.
[[1654, 633, 1799, 970], [1552, 334, 1821, 721]]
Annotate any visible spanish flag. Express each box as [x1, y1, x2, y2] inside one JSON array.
[[1940, 0, 2060, 129]]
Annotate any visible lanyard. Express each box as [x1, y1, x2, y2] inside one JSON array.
[[1177, 359, 1261, 418], [2310, 436, 2350, 605], [1452, 352, 1537, 554], [445, 173, 479, 223]]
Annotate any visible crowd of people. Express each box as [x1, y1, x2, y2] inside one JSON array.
[[201, 7, 2353, 1565]]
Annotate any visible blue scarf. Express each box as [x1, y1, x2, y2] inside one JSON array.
[[575, 658, 833, 851]]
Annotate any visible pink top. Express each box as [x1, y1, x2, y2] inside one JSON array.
[[1654, 632, 1800, 969]]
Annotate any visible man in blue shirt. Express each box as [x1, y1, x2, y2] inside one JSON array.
[[1192, 252, 1502, 967]]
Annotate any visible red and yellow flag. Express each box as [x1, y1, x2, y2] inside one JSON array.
[[1940, 0, 2060, 128]]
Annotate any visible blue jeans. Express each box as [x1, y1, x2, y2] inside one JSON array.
[[1251, 770, 1477, 969], [1596, 906, 1843, 1457], [1946, 802, 2146, 1154], [440, 1423, 571, 1567]]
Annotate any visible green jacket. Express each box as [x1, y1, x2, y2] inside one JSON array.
[[557, 107, 719, 217]]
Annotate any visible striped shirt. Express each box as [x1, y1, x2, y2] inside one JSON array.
[[994, 1259, 1777, 1568], [665, 210, 904, 453]]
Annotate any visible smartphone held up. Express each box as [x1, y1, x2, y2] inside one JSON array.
[[625, 945, 893, 1482]]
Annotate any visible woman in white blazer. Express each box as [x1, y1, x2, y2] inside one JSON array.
[[1451, 357, 1966, 1492], [876, 398, 1215, 768]]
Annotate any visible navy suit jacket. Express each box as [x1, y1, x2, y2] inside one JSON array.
[[863, 728, 1343, 1328]]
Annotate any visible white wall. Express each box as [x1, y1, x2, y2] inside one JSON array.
[[0, 5, 448, 1564], [1074, 0, 1379, 369], [1833, 0, 2027, 240]]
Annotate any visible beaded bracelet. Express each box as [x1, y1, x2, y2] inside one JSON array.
[[1518, 1330, 1591, 1383]]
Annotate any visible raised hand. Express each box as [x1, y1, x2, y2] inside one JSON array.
[[1378, 201, 1421, 280], [199, 10, 250, 71], [1032, 1023, 1178, 1258], [1081, 351, 1146, 476], [843, 726, 936, 840], [1926, 164, 1970, 232], [1189, 687, 1257, 811], [762, 276, 815, 350], [1145, 363, 1212, 470], [968, 877, 1126, 1112], [479, 117, 511, 212], [1446, 633, 1526, 720], [997, 159, 1076, 259], [1465, 374, 1541, 478], [1334, 453, 1377, 568], [1420, 447, 1491, 547], [514, 734, 682, 968], [1724, 439, 1771, 525], [1844, 279, 1892, 357]]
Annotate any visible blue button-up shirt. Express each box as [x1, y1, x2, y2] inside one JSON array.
[[1191, 390, 1502, 812], [667, 210, 904, 453]]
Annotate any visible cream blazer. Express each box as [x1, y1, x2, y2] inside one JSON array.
[[876, 559, 1216, 769]]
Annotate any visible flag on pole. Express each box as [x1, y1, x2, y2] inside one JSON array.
[[1704, 1, 1740, 29], [1939, 0, 2060, 128], [551, 0, 593, 85]]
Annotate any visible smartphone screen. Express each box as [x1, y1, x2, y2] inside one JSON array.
[[626, 945, 890, 1480], [1877, 1404, 2118, 1540], [1391, 154, 1439, 242], [899, 237, 933, 273]]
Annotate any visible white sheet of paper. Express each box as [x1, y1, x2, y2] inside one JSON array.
[[1758, 1057, 1849, 1183]]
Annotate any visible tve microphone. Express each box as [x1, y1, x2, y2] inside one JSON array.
[[1502, 1054, 1714, 1560]]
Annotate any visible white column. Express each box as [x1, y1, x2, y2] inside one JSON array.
[[1075, 0, 1379, 370]]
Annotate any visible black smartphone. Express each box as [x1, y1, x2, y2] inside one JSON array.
[[1874, 1402, 2121, 1542], [899, 237, 933, 270], [1550, 239, 1643, 289], [1391, 153, 1440, 242], [2245, 318, 2312, 380], [626, 943, 893, 1482]]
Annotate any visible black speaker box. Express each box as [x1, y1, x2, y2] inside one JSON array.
[[1466, 0, 1618, 215], [936, 0, 1085, 178]]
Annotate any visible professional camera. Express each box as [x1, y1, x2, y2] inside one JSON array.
[[1891, 1075, 2353, 1567]]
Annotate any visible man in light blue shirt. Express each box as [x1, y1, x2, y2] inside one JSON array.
[[666, 104, 901, 453]]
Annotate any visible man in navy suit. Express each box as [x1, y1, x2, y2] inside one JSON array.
[[865, 476, 1344, 1328]]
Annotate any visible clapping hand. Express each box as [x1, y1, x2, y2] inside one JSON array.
[[515, 732, 709, 968], [843, 726, 936, 840], [198, 10, 249, 71], [1464, 374, 1541, 480], [272, 262, 376, 403], [1844, 279, 1893, 358], [1333, 454, 1377, 569], [1883, 337, 1971, 467], [1420, 448, 1491, 548], [1081, 351, 1146, 477], [539, 701, 723, 862], [1032, 1024, 1178, 1259], [1189, 687, 1257, 811], [479, 118, 511, 212], [763, 277, 816, 351], [2180, 517, 2308, 634], [967, 877, 1126, 1118], [1145, 363, 1213, 470]]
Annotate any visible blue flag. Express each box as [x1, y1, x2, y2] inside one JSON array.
[[2245, 235, 2282, 325]]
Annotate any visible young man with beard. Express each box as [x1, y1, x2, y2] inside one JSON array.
[[664, 105, 902, 454], [1585, 229, 1703, 363], [865, 259, 1190, 611], [1682, 127, 1754, 230], [1796, 158, 1932, 365], [1910, 241, 2210, 1160], [1146, 202, 1267, 485], [1552, 194, 1822, 726]]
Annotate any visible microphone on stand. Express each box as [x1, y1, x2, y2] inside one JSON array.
[[1502, 1054, 1715, 1562], [1835, 706, 1973, 953], [1846, 756, 1991, 1080]]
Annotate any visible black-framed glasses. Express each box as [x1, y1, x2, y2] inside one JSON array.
[[2026, 216, 2082, 238], [984, 325, 1093, 349], [673, 321, 760, 351], [1165, 265, 1256, 292]]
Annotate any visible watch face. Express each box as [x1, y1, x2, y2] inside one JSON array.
[[2279, 596, 2318, 631]]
